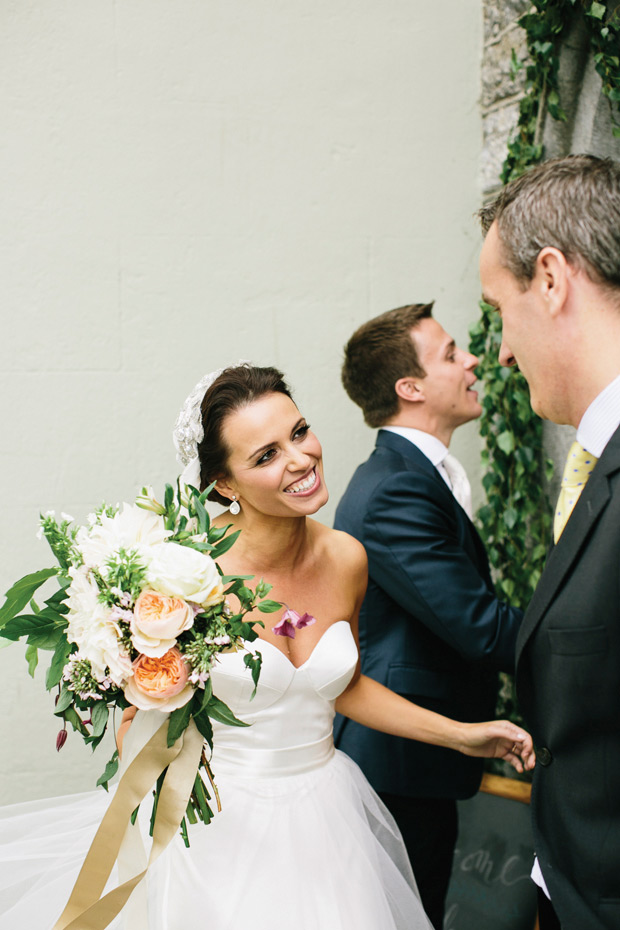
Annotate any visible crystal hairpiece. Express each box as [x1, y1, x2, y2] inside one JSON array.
[[173, 361, 252, 472]]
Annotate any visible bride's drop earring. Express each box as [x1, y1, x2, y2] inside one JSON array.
[[229, 495, 241, 515]]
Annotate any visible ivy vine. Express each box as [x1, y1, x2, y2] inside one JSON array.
[[471, 1, 620, 735]]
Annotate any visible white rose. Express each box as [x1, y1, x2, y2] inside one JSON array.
[[146, 543, 225, 608], [66, 567, 133, 685], [77, 503, 171, 571]]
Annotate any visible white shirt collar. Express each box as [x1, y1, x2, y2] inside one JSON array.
[[577, 374, 620, 458], [381, 426, 449, 467]]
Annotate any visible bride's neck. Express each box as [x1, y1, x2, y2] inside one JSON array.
[[223, 512, 311, 574]]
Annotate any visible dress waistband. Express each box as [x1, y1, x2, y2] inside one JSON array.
[[212, 733, 335, 777]]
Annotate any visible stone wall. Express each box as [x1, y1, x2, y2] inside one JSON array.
[[481, 0, 529, 197]]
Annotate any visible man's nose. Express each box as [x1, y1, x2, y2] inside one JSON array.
[[462, 350, 479, 369], [498, 338, 516, 367]]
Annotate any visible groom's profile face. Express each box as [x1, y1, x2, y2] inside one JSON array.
[[479, 222, 553, 419], [411, 317, 482, 431]]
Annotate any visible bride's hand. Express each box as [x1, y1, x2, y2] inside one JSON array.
[[456, 720, 535, 773], [116, 705, 138, 758]]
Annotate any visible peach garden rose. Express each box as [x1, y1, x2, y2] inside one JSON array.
[[130, 588, 194, 658], [124, 647, 193, 712]]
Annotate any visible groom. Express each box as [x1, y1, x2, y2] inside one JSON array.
[[479, 154, 620, 930], [334, 303, 523, 929]]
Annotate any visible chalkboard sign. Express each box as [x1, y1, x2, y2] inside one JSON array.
[[443, 774, 538, 930]]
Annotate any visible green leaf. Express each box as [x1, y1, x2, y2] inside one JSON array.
[[25, 644, 39, 677], [193, 495, 209, 535], [219, 573, 254, 584], [2, 610, 66, 649], [193, 708, 214, 747], [167, 701, 194, 747], [504, 507, 519, 530], [54, 685, 75, 715], [588, 1, 606, 20], [205, 694, 249, 728], [96, 750, 119, 791], [496, 431, 516, 455], [244, 650, 262, 699], [45, 636, 72, 689], [256, 599, 282, 614], [0, 569, 58, 629], [210, 530, 241, 559], [91, 701, 109, 738], [63, 705, 89, 736]]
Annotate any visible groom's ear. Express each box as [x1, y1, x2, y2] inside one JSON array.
[[394, 376, 425, 404]]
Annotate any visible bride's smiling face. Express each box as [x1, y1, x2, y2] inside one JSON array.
[[216, 391, 328, 517]]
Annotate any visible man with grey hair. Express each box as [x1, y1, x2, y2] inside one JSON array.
[[479, 153, 620, 930]]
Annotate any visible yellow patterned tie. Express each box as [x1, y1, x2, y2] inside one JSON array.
[[553, 441, 598, 542]]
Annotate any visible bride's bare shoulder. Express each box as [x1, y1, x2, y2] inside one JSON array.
[[309, 520, 367, 573]]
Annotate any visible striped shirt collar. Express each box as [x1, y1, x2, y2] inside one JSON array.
[[577, 374, 620, 458]]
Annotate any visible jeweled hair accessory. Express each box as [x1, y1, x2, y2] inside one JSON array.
[[173, 361, 252, 486]]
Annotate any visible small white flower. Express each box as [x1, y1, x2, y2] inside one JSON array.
[[77, 503, 171, 570], [65, 567, 133, 686], [61, 512, 74, 523]]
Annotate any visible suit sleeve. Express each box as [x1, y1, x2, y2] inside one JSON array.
[[364, 470, 523, 671]]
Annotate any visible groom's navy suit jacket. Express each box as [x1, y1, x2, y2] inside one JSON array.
[[334, 429, 522, 799], [516, 425, 620, 930]]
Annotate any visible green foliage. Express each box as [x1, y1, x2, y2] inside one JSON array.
[[501, 0, 571, 183], [469, 303, 553, 610], [583, 0, 620, 135], [0, 568, 59, 629]]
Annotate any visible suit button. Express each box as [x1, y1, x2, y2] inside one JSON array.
[[537, 747, 553, 766]]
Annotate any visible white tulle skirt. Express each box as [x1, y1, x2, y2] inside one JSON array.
[[0, 750, 432, 930]]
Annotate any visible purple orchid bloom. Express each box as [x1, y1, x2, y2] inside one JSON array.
[[272, 608, 317, 639]]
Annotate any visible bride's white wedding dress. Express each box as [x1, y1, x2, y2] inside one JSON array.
[[0, 621, 432, 929]]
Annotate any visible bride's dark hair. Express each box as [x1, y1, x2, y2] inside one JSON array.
[[198, 365, 294, 505]]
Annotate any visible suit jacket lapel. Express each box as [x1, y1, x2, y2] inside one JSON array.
[[516, 427, 620, 663], [375, 430, 490, 575]]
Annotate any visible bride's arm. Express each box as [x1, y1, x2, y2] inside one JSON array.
[[335, 674, 534, 772], [116, 705, 137, 757], [333, 534, 535, 773]]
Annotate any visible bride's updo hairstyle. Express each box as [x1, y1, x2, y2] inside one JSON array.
[[197, 365, 294, 505]]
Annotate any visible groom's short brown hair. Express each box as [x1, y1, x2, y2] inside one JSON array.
[[341, 302, 434, 428]]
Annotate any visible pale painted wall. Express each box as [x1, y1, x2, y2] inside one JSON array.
[[0, 1, 483, 802]]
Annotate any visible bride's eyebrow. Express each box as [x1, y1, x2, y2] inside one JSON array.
[[247, 419, 306, 461]]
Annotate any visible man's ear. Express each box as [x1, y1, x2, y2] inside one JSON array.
[[394, 376, 425, 404], [534, 246, 570, 317]]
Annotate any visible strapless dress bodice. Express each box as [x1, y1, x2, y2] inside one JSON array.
[[209, 620, 358, 776]]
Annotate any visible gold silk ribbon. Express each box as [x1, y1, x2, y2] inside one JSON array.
[[52, 716, 204, 930]]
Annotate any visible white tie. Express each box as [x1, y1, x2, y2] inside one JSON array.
[[442, 453, 473, 519]]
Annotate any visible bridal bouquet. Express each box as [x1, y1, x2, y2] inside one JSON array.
[[0, 480, 280, 839]]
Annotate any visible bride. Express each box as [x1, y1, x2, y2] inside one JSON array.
[[0, 363, 534, 930]]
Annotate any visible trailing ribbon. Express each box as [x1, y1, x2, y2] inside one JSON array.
[[52, 715, 204, 930]]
